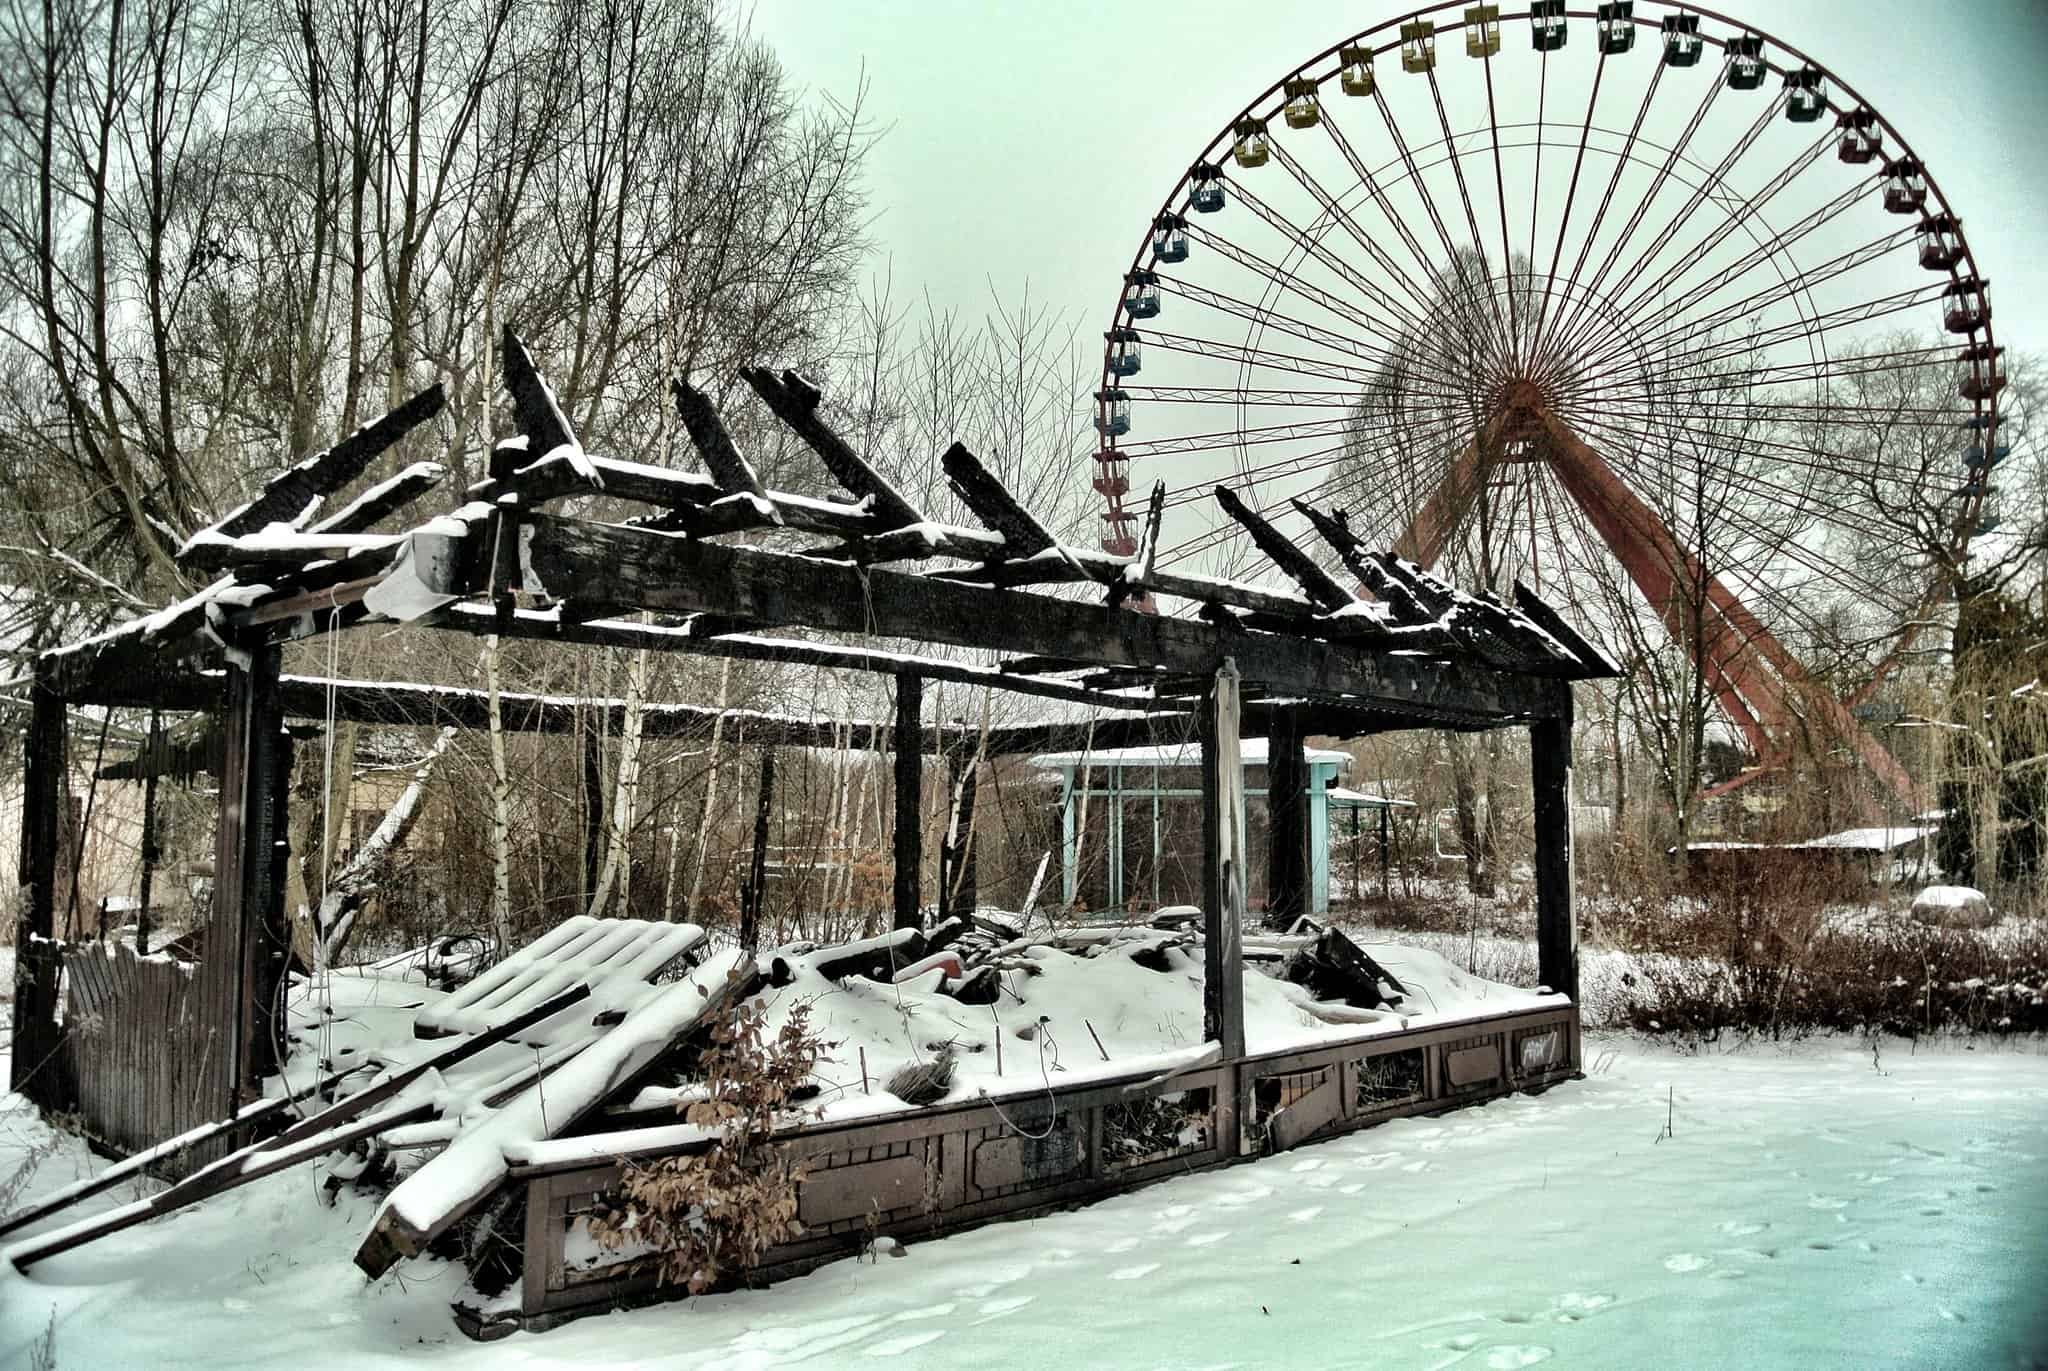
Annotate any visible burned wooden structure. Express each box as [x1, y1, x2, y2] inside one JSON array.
[[10, 331, 1614, 1329]]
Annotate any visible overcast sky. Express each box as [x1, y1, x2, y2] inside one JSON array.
[[752, 0, 2048, 358]]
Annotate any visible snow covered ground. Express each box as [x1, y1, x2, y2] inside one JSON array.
[[4, 1033, 2044, 1369]]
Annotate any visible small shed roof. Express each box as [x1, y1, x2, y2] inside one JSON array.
[[1327, 786, 1416, 809], [1029, 739, 1354, 772]]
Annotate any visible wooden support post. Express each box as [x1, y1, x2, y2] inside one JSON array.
[[135, 711, 161, 956], [1530, 684, 1578, 1004], [741, 749, 774, 954], [893, 674, 923, 931], [1265, 706, 1308, 930], [194, 642, 289, 1117], [1201, 661, 1247, 1058], [940, 745, 978, 920], [11, 677, 67, 1104]]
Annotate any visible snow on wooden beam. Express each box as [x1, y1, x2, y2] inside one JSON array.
[[522, 512, 1563, 723], [308, 461, 448, 535], [501, 328, 599, 487], [175, 384, 445, 561]]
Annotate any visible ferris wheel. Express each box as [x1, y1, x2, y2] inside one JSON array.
[[1092, 1, 2007, 801]]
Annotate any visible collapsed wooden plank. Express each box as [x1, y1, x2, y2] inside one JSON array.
[[414, 916, 704, 1043], [1213, 485, 1355, 612], [0, 1059, 371, 1240], [1, 983, 593, 1270], [940, 442, 1058, 556], [308, 461, 449, 535], [356, 950, 759, 1278], [501, 328, 599, 487]]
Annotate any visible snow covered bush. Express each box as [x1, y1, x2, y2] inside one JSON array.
[[586, 1001, 827, 1292]]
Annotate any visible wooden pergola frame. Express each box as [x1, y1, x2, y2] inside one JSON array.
[[12, 330, 1615, 1147]]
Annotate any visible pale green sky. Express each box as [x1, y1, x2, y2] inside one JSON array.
[[752, 0, 2048, 352]]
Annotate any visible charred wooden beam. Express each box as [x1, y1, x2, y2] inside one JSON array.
[[1266, 705, 1309, 930], [1531, 684, 1578, 1002], [940, 443, 1058, 555], [672, 376, 772, 505], [176, 384, 446, 561], [1514, 580, 1621, 679], [438, 603, 1179, 715], [521, 513, 1560, 723], [474, 450, 874, 540], [502, 328, 598, 486], [1214, 485, 1354, 612], [9, 676, 65, 1105], [894, 676, 923, 931], [799, 522, 1005, 567], [741, 367, 924, 530], [1113, 480, 1167, 608]]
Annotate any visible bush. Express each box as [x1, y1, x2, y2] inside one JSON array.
[[587, 1001, 827, 1292]]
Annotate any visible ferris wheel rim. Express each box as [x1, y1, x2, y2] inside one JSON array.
[[1095, 2, 2002, 525]]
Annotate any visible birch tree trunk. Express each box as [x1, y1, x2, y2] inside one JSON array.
[[589, 643, 650, 917], [485, 634, 513, 952], [683, 657, 733, 920], [317, 727, 458, 967]]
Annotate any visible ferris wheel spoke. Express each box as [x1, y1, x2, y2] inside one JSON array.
[[1117, 415, 1356, 461], [1561, 93, 1788, 361], [1572, 150, 1870, 376], [1366, 84, 1519, 371], [1575, 401, 1949, 488], [1310, 106, 1476, 338], [1626, 281, 1948, 389], [1123, 386, 1363, 407], [1529, 61, 1670, 381], [1582, 220, 1915, 382], [1480, 50, 1521, 366], [1183, 219, 1445, 362], [1562, 64, 1732, 341], [1529, 46, 1611, 367], [1422, 64, 1516, 362], [1589, 119, 1832, 360], [1150, 273, 1472, 390], [1260, 131, 1437, 319]]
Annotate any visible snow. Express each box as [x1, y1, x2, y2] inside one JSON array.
[[5, 1034, 2044, 1367], [1913, 885, 1985, 911], [1030, 738, 1355, 770], [413, 915, 707, 1041], [1327, 786, 1415, 809]]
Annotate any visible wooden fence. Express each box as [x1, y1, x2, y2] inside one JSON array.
[[56, 941, 227, 1177]]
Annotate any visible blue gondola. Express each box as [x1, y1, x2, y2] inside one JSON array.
[[1189, 161, 1225, 213], [1152, 213, 1189, 264], [1784, 65, 1825, 122], [1123, 270, 1161, 320], [1837, 107, 1880, 163], [1095, 389, 1131, 438], [1107, 328, 1141, 378], [1531, 0, 1567, 50]]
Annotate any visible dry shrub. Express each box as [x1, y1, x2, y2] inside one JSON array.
[[587, 1001, 827, 1293]]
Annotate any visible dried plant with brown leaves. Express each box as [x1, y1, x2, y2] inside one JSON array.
[[588, 1001, 827, 1293]]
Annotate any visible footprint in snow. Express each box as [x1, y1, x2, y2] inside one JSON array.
[[1552, 1292, 1616, 1318], [1186, 1231, 1230, 1248], [1287, 1206, 1323, 1224], [1716, 1220, 1769, 1237], [1105, 1237, 1142, 1254], [1338, 1183, 1365, 1195], [1484, 1345, 1554, 1368], [1151, 1214, 1200, 1236], [1291, 1158, 1324, 1173], [1806, 1194, 1849, 1211], [1401, 1159, 1432, 1174], [1663, 1253, 1712, 1274], [1110, 1263, 1161, 1281], [970, 1295, 1034, 1326], [864, 1331, 947, 1357], [1216, 1184, 1275, 1207]]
